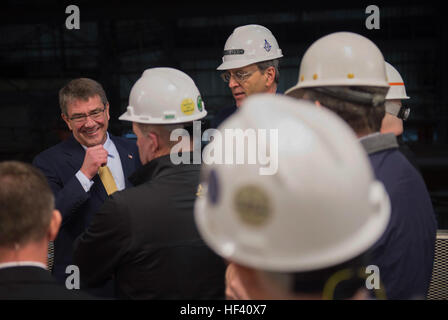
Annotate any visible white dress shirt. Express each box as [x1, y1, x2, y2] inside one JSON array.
[[75, 133, 126, 192]]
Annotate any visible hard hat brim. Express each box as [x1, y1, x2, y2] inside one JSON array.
[[285, 79, 390, 98], [119, 109, 207, 125], [216, 55, 283, 71], [385, 95, 410, 100], [195, 181, 391, 273]]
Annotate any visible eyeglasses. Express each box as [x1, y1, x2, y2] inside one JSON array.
[[220, 70, 255, 83], [68, 107, 106, 123]]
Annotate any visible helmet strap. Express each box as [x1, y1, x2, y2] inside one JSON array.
[[312, 87, 385, 107]]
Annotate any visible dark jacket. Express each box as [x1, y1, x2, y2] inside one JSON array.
[[361, 133, 437, 299], [211, 105, 237, 128], [397, 135, 421, 172], [0, 266, 92, 300], [73, 153, 226, 299], [32, 133, 140, 295]]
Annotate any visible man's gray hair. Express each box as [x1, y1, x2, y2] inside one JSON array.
[[256, 59, 280, 84], [59, 78, 109, 115]]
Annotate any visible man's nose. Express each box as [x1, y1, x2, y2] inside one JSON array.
[[84, 115, 96, 127], [228, 76, 240, 88]]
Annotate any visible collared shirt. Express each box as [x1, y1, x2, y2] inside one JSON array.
[[75, 133, 126, 192], [0, 261, 47, 270], [359, 132, 398, 154]]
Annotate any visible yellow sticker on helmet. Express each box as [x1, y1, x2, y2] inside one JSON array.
[[181, 98, 195, 115]]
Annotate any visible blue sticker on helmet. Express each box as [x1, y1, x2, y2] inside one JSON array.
[[264, 39, 272, 52], [208, 170, 219, 205]]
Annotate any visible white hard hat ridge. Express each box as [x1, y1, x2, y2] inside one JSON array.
[[194, 94, 391, 273], [385, 61, 410, 100], [119, 67, 207, 124], [286, 32, 389, 97], [217, 24, 283, 70]]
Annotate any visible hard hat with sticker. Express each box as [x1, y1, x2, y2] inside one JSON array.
[[234, 185, 271, 227], [181, 98, 195, 115], [119, 67, 207, 124], [217, 24, 283, 70]]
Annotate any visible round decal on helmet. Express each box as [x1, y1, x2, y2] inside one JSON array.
[[234, 185, 271, 227], [181, 98, 195, 115], [197, 95, 203, 112]]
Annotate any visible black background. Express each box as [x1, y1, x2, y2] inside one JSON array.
[[1, 0, 447, 227]]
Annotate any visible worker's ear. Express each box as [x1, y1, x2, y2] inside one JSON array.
[[148, 131, 160, 153], [264, 66, 275, 87], [104, 103, 110, 121], [48, 210, 62, 241], [61, 113, 73, 131], [301, 92, 321, 108]]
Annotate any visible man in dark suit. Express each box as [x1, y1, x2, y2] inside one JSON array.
[[74, 68, 226, 299], [32, 78, 140, 296], [0, 161, 91, 299]]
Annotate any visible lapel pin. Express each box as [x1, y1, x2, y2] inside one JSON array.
[[128, 154, 133, 159]]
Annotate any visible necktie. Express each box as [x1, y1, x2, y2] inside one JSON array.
[[98, 165, 118, 195]]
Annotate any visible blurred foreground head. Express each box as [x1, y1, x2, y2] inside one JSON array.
[[0, 161, 60, 262], [195, 94, 391, 299]]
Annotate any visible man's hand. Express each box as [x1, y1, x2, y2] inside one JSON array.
[[226, 262, 256, 300], [80, 145, 108, 179]]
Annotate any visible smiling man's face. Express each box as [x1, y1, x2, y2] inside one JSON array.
[[62, 94, 110, 147]]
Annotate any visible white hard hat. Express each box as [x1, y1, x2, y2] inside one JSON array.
[[217, 24, 283, 70], [385, 62, 410, 100], [195, 94, 391, 273], [285, 32, 389, 98], [119, 67, 207, 124]]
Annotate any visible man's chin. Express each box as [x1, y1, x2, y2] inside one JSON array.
[[234, 96, 246, 107], [77, 133, 106, 147]]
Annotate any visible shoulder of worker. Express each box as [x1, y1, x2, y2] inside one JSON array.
[[32, 134, 82, 165]]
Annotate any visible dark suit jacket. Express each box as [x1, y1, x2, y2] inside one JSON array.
[[32, 133, 140, 285], [0, 266, 92, 300], [73, 153, 226, 299], [361, 133, 437, 299]]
